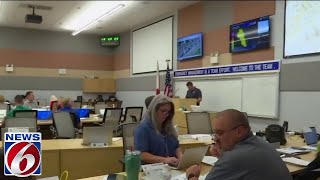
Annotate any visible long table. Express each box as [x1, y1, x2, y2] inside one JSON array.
[[0, 137, 206, 179], [77, 135, 317, 180], [0, 115, 103, 127]]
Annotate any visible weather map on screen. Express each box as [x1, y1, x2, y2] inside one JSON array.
[[230, 16, 270, 53], [177, 32, 203, 61], [284, 1, 320, 57]]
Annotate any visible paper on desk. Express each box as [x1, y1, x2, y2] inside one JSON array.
[[302, 145, 317, 151], [142, 163, 165, 178], [277, 147, 311, 155], [202, 156, 218, 166], [282, 157, 311, 167], [112, 137, 122, 142]]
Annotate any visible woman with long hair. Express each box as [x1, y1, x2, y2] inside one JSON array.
[[134, 94, 182, 165]]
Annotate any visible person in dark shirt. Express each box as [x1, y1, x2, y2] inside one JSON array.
[[186, 109, 292, 180], [59, 98, 80, 128], [185, 82, 202, 105]]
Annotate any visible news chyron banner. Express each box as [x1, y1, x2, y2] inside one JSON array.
[[4, 132, 41, 177]]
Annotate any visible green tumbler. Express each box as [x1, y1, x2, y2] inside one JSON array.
[[125, 150, 141, 180]]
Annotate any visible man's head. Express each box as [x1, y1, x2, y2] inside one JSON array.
[[25, 91, 35, 102], [14, 95, 25, 105], [145, 95, 155, 109], [186, 82, 194, 91], [213, 109, 251, 152]]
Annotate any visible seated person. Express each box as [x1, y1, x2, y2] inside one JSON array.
[[6, 95, 31, 118], [134, 94, 182, 166], [23, 91, 39, 108], [59, 98, 80, 128], [186, 109, 292, 180], [145, 95, 155, 109]]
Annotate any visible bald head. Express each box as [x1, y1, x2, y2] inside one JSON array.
[[216, 109, 250, 130]]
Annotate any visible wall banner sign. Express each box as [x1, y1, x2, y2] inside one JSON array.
[[174, 60, 280, 78]]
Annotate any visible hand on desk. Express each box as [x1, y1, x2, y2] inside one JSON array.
[[186, 165, 201, 179], [164, 157, 179, 166]]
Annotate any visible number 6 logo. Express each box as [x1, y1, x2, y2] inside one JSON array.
[[5, 142, 41, 177]]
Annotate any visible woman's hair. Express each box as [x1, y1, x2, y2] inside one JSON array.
[[143, 94, 177, 137], [0, 95, 5, 103], [61, 97, 71, 107]]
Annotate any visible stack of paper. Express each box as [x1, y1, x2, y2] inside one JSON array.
[[282, 157, 311, 166], [202, 156, 218, 166], [302, 145, 317, 151], [277, 147, 311, 155]]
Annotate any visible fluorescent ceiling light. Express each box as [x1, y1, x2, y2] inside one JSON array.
[[70, 2, 126, 36]]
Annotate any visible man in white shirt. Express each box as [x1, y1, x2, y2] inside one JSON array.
[[24, 91, 39, 108]]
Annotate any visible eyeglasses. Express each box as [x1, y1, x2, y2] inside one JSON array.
[[158, 108, 171, 115], [213, 124, 244, 139]]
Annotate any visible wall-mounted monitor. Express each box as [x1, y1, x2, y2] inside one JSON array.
[[284, 1, 320, 58], [177, 32, 203, 61], [230, 16, 270, 53], [100, 35, 120, 47]]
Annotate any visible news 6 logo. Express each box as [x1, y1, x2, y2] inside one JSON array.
[[4, 132, 41, 177]]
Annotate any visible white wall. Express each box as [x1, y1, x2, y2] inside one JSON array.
[[249, 1, 320, 132]]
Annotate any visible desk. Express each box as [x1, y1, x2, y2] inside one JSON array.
[[77, 136, 317, 180], [0, 137, 207, 179], [78, 164, 213, 180], [0, 115, 103, 127], [284, 136, 317, 174]]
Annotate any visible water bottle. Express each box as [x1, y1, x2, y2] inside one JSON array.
[[125, 150, 141, 180], [161, 164, 171, 180]]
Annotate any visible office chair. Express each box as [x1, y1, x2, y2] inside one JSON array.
[[52, 112, 76, 139], [73, 101, 82, 109], [186, 112, 213, 134], [120, 122, 139, 171], [13, 110, 38, 118]]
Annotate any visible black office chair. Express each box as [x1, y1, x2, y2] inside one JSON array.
[[13, 110, 38, 118]]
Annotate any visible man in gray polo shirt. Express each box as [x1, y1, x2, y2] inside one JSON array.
[[185, 82, 202, 106], [186, 109, 292, 180]]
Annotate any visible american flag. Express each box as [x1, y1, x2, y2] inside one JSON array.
[[164, 62, 173, 97]]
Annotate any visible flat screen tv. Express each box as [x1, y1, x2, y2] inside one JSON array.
[[230, 16, 270, 53], [177, 32, 203, 61]]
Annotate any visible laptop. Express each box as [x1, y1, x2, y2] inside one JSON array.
[[170, 146, 208, 170], [82, 126, 113, 146]]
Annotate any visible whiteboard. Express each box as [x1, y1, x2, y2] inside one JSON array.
[[242, 75, 279, 118], [175, 79, 242, 112], [174, 74, 279, 118], [132, 17, 173, 74]]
